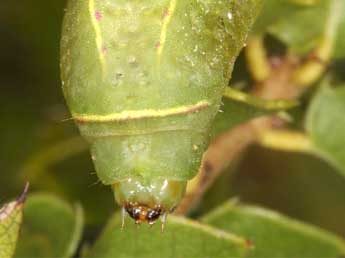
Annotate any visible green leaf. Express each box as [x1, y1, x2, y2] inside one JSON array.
[[14, 194, 84, 258], [306, 83, 345, 176], [86, 213, 252, 258], [211, 87, 297, 137], [267, 0, 330, 54], [202, 201, 345, 257], [253, 0, 305, 34], [0, 196, 25, 258], [254, 0, 345, 58], [211, 97, 264, 137], [288, 0, 321, 5]]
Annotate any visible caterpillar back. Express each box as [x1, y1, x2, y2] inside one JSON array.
[[61, 0, 261, 226]]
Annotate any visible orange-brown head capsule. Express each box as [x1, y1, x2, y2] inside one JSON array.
[[113, 178, 186, 226]]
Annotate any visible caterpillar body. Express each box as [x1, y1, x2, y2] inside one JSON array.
[[61, 0, 261, 226]]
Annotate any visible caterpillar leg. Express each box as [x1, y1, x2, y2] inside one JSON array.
[[161, 212, 168, 233], [121, 206, 127, 230]]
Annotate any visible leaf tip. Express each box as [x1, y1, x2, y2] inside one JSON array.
[[16, 182, 30, 205]]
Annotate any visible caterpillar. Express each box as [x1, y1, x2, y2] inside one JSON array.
[[60, 0, 261, 227]]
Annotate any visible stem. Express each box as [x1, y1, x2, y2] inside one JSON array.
[[258, 130, 313, 153], [176, 119, 263, 214], [293, 0, 342, 87], [177, 0, 343, 215], [289, 0, 319, 6], [245, 35, 271, 82], [177, 56, 305, 214], [223, 87, 299, 110]]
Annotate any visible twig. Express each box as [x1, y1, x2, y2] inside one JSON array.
[[176, 47, 328, 214]]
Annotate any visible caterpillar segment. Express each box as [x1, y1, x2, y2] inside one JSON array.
[[60, 0, 262, 226]]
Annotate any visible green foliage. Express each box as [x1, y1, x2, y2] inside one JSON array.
[[202, 201, 345, 257], [211, 87, 297, 137], [1, 0, 345, 257], [85, 214, 250, 258], [86, 204, 345, 258], [0, 200, 23, 258], [211, 95, 264, 137], [14, 194, 84, 258], [254, 0, 345, 57], [306, 81, 345, 176]]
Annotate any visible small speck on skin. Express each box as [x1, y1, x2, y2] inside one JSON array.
[[245, 239, 254, 249], [101, 46, 108, 55], [95, 11, 102, 21], [155, 42, 161, 49], [161, 9, 170, 20], [203, 161, 213, 174]]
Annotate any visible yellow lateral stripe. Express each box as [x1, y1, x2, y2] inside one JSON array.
[[158, 0, 177, 58], [73, 101, 210, 123], [89, 0, 106, 72]]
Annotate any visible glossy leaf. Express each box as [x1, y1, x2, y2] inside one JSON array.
[[86, 213, 251, 258], [0, 199, 25, 258], [253, 0, 304, 34], [14, 194, 84, 258], [202, 201, 345, 257], [306, 82, 345, 176], [211, 96, 264, 137], [254, 0, 345, 58], [211, 87, 297, 137]]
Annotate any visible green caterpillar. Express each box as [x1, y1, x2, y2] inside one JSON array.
[[60, 0, 261, 226]]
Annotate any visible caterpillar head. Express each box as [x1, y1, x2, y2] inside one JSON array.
[[124, 203, 162, 225], [112, 178, 186, 229]]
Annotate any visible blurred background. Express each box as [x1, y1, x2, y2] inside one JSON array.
[[1, 0, 345, 240]]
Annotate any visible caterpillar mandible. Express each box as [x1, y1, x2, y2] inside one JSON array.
[[60, 0, 261, 227]]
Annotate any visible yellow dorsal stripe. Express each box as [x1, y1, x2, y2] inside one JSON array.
[[157, 0, 177, 58], [89, 0, 106, 73], [73, 101, 210, 123]]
